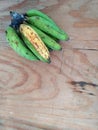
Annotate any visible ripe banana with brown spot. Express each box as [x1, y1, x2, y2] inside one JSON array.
[[19, 24, 51, 63]]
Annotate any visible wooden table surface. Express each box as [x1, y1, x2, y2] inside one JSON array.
[[0, 0, 98, 130]]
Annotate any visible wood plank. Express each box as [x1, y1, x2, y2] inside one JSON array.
[[0, 0, 98, 130]]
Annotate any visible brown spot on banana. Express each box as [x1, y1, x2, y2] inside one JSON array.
[[19, 24, 50, 60]]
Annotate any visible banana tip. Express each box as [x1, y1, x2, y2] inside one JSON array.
[[59, 47, 62, 51], [47, 58, 51, 64]]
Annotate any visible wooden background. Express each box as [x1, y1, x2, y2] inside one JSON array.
[[0, 0, 98, 130]]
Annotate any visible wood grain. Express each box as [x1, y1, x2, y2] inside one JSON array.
[[0, 0, 98, 130]]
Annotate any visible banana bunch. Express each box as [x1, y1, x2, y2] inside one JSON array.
[[5, 9, 69, 63]]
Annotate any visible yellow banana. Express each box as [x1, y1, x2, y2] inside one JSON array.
[[19, 24, 51, 63]]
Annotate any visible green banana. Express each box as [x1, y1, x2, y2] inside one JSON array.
[[26, 16, 69, 40], [25, 9, 65, 34], [28, 24, 62, 51], [25, 9, 54, 23], [19, 24, 51, 63], [5, 26, 38, 61]]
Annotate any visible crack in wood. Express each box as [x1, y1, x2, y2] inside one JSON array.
[[62, 48, 98, 52], [70, 81, 98, 96], [73, 48, 98, 51], [71, 81, 98, 88]]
